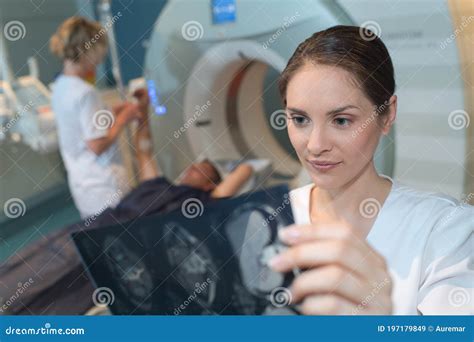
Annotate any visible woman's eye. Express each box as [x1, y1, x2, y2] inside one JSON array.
[[334, 117, 351, 127], [290, 116, 309, 126]]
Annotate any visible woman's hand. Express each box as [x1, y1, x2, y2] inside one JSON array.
[[270, 224, 393, 315], [87, 102, 141, 156], [114, 102, 143, 124]]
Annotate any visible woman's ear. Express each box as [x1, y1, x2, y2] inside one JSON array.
[[381, 95, 397, 135]]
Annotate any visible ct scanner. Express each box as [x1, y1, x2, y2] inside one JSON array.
[[144, 0, 470, 198]]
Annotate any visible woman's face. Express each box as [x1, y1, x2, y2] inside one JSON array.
[[286, 63, 394, 190], [80, 44, 108, 72]]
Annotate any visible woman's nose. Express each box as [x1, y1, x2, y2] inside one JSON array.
[[306, 127, 332, 155]]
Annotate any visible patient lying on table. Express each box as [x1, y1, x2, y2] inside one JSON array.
[[104, 100, 255, 221]]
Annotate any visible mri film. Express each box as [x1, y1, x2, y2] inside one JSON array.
[[72, 185, 297, 315]]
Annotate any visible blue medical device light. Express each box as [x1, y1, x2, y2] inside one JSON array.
[[211, 0, 236, 24], [147, 79, 167, 116]]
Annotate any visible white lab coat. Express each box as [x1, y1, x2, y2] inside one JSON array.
[[51, 75, 130, 218], [289, 177, 473, 315]]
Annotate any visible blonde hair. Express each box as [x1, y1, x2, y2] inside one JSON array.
[[50, 16, 108, 62]]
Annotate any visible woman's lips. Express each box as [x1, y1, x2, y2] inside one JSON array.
[[307, 160, 342, 171]]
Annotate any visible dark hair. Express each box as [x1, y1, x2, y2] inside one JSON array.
[[202, 159, 222, 184], [278, 25, 395, 114]]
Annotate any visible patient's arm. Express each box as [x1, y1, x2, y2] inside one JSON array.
[[211, 164, 253, 198], [133, 116, 161, 182]]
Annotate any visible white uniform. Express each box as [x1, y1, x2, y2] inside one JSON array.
[[51, 75, 130, 218], [289, 177, 473, 315]]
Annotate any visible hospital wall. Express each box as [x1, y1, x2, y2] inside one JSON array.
[[448, 0, 474, 202], [0, 0, 84, 224], [338, 0, 473, 204]]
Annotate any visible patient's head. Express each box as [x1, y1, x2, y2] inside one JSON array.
[[179, 160, 222, 191]]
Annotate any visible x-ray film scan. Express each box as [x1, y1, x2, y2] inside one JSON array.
[[72, 185, 298, 315]]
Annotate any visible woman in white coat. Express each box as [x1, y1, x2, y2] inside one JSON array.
[[270, 25, 473, 315], [50, 17, 144, 218]]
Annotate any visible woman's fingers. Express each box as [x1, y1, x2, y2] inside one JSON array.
[[290, 265, 372, 305], [279, 224, 352, 243], [278, 224, 387, 268], [279, 224, 370, 247], [270, 224, 393, 314], [290, 265, 392, 313], [269, 238, 383, 284], [271, 224, 393, 315]]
